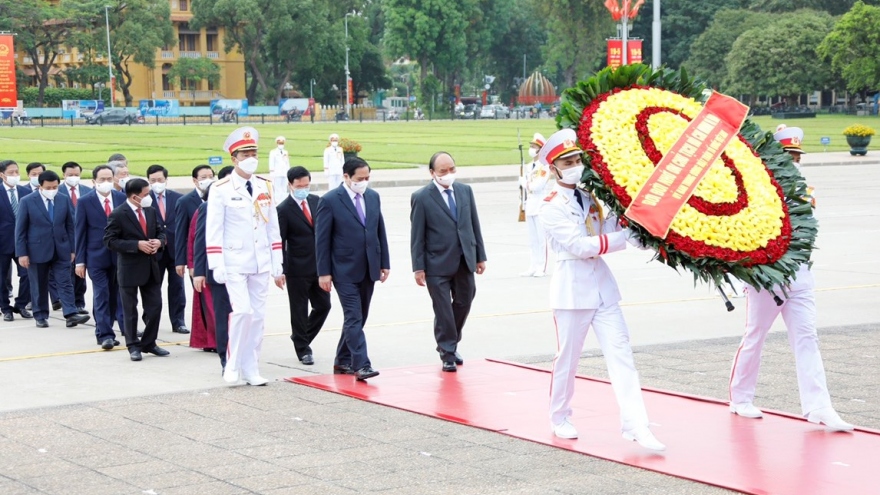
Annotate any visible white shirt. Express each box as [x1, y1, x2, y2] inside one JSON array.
[[342, 182, 367, 217], [433, 180, 455, 211], [126, 199, 142, 214], [40, 191, 55, 212], [96, 191, 116, 210], [5, 185, 17, 203]]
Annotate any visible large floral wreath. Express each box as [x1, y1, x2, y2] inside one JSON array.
[[556, 64, 817, 292]]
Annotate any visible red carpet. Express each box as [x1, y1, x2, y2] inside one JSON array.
[[288, 359, 879, 495]]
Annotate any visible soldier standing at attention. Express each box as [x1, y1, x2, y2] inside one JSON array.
[[520, 133, 553, 277]]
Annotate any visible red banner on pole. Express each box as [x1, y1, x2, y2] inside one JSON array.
[[607, 39, 623, 69], [0, 35, 17, 109], [624, 92, 750, 238], [347, 78, 353, 105], [628, 40, 643, 65]]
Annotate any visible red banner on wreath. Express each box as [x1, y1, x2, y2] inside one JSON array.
[[0, 35, 17, 108], [624, 92, 750, 238]]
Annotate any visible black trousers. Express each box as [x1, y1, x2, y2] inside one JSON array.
[[286, 276, 331, 358], [157, 255, 186, 329], [426, 256, 476, 362], [1, 255, 29, 314], [334, 273, 375, 370], [209, 281, 232, 369], [120, 279, 162, 351]]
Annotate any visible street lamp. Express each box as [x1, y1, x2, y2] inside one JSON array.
[[104, 5, 114, 107], [344, 12, 354, 117], [96, 82, 105, 101], [309, 78, 316, 99], [283, 82, 292, 98]]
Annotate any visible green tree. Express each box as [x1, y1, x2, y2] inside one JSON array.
[[537, 0, 614, 87], [726, 10, 835, 103], [817, 1, 880, 92], [165, 57, 221, 104], [748, 0, 880, 15], [481, 0, 546, 105]]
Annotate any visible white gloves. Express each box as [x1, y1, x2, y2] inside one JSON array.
[[213, 266, 227, 284], [624, 229, 648, 250]]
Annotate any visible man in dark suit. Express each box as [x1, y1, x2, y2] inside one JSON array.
[[146, 164, 188, 334], [75, 165, 126, 350], [58, 161, 91, 313], [0, 160, 32, 321], [410, 152, 487, 372], [25, 162, 63, 311], [315, 157, 390, 381], [278, 166, 331, 366], [15, 170, 90, 328], [174, 164, 214, 279], [103, 178, 170, 361]]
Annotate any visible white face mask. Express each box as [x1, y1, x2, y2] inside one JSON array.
[[197, 178, 215, 191], [65, 176, 81, 187], [239, 157, 259, 174], [118, 177, 130, 189], [3, 174, 19, 187], [96, 182, 114, 195], [528, 147, 539, 158], [41, 189, 58, 200], [331, 141, 339, 149], [138, 194, 153, 209], [435, 173, 456, 188], [277, 144, 285, 149], [30, 177, 40, 187], [557, 165, 585, 185], [349, 180, 369, 194], [151, 182, 167, 195]]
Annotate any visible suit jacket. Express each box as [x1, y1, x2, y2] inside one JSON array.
[[75, 190, 126, 271], [278, 194, 320, 278], [103, 203, 166, 288], [315, 186, 390, 283], [15, 191, 75, 264], [174, 188, 202, 267], [410, 181, 487, 276], [193, 202, 221, 284], [151, 189, 182, 264], [57, 182, 93, 206], [0, 184, 32, 256]]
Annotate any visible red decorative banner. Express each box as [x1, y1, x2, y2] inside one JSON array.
[[624, 92, 750, 238], [0, 35, 17, 108], [347, 78, 354, 105], [607, 39, 643, 69], [628, 39, 643, 65]]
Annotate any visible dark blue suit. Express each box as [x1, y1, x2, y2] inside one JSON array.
[[57, 182, 91, 308], [151, 189, 186, 329], [315, 185, 390, 370], [174, 189, 202, 267], [193, 202, 231, 369], [1, 184, 32, 315], [15, 191, 77, 320], [75, 190, 125, 343]]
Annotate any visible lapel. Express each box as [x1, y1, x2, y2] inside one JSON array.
[[338, 187, 362, 225], [428, 184, 456, 222], [294, 196, 316, 230], [35, 193, 52, 223], [124, 205, 147, 240]]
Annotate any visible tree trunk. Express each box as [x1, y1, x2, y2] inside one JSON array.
[[115, 59, 135, 107]]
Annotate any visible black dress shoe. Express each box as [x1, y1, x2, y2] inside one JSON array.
[[202, 348, 217, 353], [2, 313, 12, 322], [76, 307, 89, 315], [52, 301, 62, 311], [300, 354, 314, 365], [144, 346, 170, 356], [101, 339, 115, 350], [12, 307, 32, 319], [355, 366, 380, 381], [454, 351, 464, 365], [442, 361, 457, 372], [65, 314, 90, 327], [113, 340, 120, 347], [137, 331, 144, 338], [35, 319, 49, 328], [173, 326, 190, 334], [130, 349, 143, 361], [333, 364, 354, 375]]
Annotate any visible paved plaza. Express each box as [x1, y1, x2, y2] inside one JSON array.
[[0, 158, 877, 494]]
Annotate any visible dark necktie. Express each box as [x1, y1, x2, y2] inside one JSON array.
[[70, 186, 77, 207], [47, 199, 54, 222], [8, 188, 17, 218], [104, 197, 111, 217], [246, 180, 253, 196], [444, 189, 458, 222], [574, 191, 585, 211]]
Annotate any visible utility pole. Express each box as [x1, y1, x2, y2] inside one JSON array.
[[652, 0, 661, 69], [104, 6, 114, 107]]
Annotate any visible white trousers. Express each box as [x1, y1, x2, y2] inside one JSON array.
[[550, 306, 650, 431], [728, 275, 831, 416], [272, 177, 289, 200], [326, 173, 343, 191], [526, 215, 548, 273], [224, 271, 270, 378]]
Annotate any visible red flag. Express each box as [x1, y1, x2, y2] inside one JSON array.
[[628, 0, 646, 19], [604, 0, 623, 21]]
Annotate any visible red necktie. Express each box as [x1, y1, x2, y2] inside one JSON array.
[[158, 193, 165, 219], [301, 200, 312, 226], [137, 208, 147, 236], [104, 197, 111, 217], [70, 186, 77, 207]]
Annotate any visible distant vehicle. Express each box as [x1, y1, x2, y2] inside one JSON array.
[[86, 108, 137, 125], [457, 103, 480, 119], [480, 104, 510, 119]]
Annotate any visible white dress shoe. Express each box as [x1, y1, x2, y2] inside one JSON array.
[[730, 402, 763, 419], [807, 407, 854, 432], [552, 418, 578, 439], [223, 368, 241, 384], [520, 269, 535, 277], [243, 375, 269, 386], [622, 427, 666, 452], [532, 271, 545, 278]]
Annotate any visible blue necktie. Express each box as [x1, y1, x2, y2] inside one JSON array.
[[574, 191, 584, 211], [444, 189, 458, 222], [246, 180, 253, 196], [47, 199, 54, 222]]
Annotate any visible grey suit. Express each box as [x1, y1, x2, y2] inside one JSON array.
[[410, 181, 487, 362]]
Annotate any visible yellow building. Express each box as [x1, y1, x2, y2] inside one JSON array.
[[15, 0, 246, 105]]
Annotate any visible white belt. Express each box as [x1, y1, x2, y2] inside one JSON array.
[[555, 251, 594, 261]]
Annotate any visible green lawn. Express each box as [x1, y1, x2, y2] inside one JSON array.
[[0, 114, 876, 177]]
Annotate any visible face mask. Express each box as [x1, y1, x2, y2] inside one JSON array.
[[292, 188, 310, 201], [349, 180, 368, 194], [138, 194, 153, 209], [96, 182, 114, 194], [557, 165, 585, 185], [65, 176, 80, 187], [528, 148, 538, 158], [30, 177, 40, 187], [331, 142, 338, 149], [3, 174, 19, 187], [118, 177, 130, 189], [277, 144, 285, 150], [41, 189, 58, 200], [239, 157, 258, 174], [151, 182, 167, 195], [197, 178, 215, 191], [435, 173, 456, 188]]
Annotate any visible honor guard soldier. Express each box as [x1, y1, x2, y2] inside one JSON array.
[[269, 136, 291, 197], [520, 133, 553, 277], [206, 127, 285, 386], [728, 125, 852, 431], [538, 129, 665, 451]]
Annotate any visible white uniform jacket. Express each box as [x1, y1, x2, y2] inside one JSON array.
[[323, 146, 344, 175], [524, 161, 555, 216], [540, 184, 629, 310], [268, 148, 290, 179], [205, 172, 283, 276]]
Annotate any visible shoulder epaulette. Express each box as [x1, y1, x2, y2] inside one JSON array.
[[215, 177, 231, 186], [544, 191, 558, 202]]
